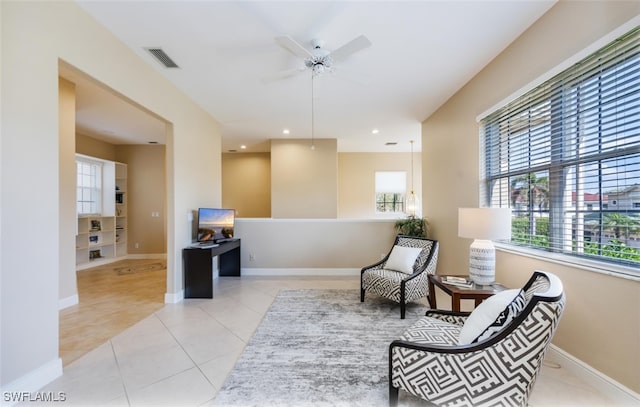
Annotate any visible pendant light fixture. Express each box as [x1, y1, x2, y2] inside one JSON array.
[[406, 140, 420, 216]]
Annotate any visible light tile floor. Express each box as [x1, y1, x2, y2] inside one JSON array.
[[37, 276, 618, 406]]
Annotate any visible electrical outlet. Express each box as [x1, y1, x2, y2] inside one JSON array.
[[249, 254, 255, 262], [135, 242, 139, 249]]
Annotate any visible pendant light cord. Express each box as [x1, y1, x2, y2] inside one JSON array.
[[410, 140, 414, 193], [311, 73, 315, 149]]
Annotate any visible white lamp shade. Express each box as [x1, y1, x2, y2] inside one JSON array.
[[458, 208, 511, 240]]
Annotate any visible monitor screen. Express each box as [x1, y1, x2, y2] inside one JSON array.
[[197, 208, 235, 242]]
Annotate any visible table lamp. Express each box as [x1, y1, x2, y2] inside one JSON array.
[[458, 207, 511, 285]]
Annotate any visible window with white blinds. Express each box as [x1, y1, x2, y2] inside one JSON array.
[[480, 26, 640, 271], [77, 158, 102, 215]]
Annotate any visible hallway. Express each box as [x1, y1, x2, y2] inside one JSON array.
[[59, 259, 166, 366]]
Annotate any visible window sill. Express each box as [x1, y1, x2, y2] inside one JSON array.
[[494, 242, 640, 282]]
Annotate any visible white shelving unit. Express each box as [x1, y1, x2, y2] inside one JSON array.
[[115, 162, 127, 258], [76, 159, 128, 268]]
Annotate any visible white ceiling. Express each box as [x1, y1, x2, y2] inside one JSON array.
[[71, 0, 555, 152]]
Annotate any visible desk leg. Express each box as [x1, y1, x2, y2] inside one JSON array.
[[183, 249, 213, 298], [428, 277, 436, 309], [219, 246, 241, 277], [451, 293, 461, 312]]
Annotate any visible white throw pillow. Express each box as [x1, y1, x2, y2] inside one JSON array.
[[458, 289, 524, 345], [385, 245, 423, 274]]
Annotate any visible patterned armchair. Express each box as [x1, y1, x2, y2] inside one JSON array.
[[360, 235, 439, 319], [389, 270, 565, 407]]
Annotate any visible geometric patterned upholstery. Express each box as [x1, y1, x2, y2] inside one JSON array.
[[361, 235, 439, 319], [389, 270, 565, 407], [397, 315, 461, 346]]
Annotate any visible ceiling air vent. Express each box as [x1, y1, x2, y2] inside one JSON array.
[[385, 142, 398, 146], [145, 48, 179, 68]]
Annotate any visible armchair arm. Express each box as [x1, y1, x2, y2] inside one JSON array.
[[425, 309, 470, 326], [360, 259, 386, 276]]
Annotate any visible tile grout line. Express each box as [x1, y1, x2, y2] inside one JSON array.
[[109, 338, 132, 406], [198, 292, 266, 345], [153, 309, 222, 393], [182, 285, 280, 393], [112, 312, 198, 403]]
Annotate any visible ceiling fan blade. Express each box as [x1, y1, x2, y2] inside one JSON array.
[[329, 35, 372, 62], [275, 36, 313, 59], [261, 66, 307, 83]]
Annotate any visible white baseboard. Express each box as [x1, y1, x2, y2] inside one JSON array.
[[0, 358, 63, 404], [58, 294, 78, 310], [547, 345, 640, 405], [241, 268, 360, 276], [164, 290, 184, 304]]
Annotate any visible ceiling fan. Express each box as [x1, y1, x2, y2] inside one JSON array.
[[268, 35, 372, 80]]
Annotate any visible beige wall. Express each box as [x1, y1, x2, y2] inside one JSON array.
[[1, 1, 221, 388], [235, 218, 397, 270], [222, 151, 419, 219], [222, 152, 271, 218], [76, 133, 116, 161], [338, 152, 422, 219], [116, 145, 166, 254], [271, 139, 337, 218], [422, 1, 640, 392], [58, 78, 78, 303]]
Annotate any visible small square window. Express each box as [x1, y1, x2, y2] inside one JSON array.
[[375, 171, 406, 213]]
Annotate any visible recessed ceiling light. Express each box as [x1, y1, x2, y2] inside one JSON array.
[[372, 129, 380, 134], [282, 129, 290, 135], [385, 142, 397, 146], [240, 145, 247, 149]]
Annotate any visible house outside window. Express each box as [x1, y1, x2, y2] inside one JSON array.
[[480, 26, 640, 271], [77, 157, 103, 215], [375, 171, 406, 213]]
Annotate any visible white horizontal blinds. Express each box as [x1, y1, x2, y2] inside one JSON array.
[[481, 26, 640, 269], [375, 171, 406, 193]]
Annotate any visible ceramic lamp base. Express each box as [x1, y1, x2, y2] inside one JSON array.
[[468, 239, 496, 285]]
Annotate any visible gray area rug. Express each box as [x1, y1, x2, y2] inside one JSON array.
[[213, 289, 428, 407]]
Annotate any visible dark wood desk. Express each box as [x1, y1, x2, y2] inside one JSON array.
[[182, 239, 241, 298], [428, 274, 506, 312]]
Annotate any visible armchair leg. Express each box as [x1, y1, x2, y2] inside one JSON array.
[[360, 288, 365, 302], [400, 302, 406, 319], [389, 384, 399, 407]]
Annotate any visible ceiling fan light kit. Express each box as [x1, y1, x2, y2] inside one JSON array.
[[274, 34, 371, 78]]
